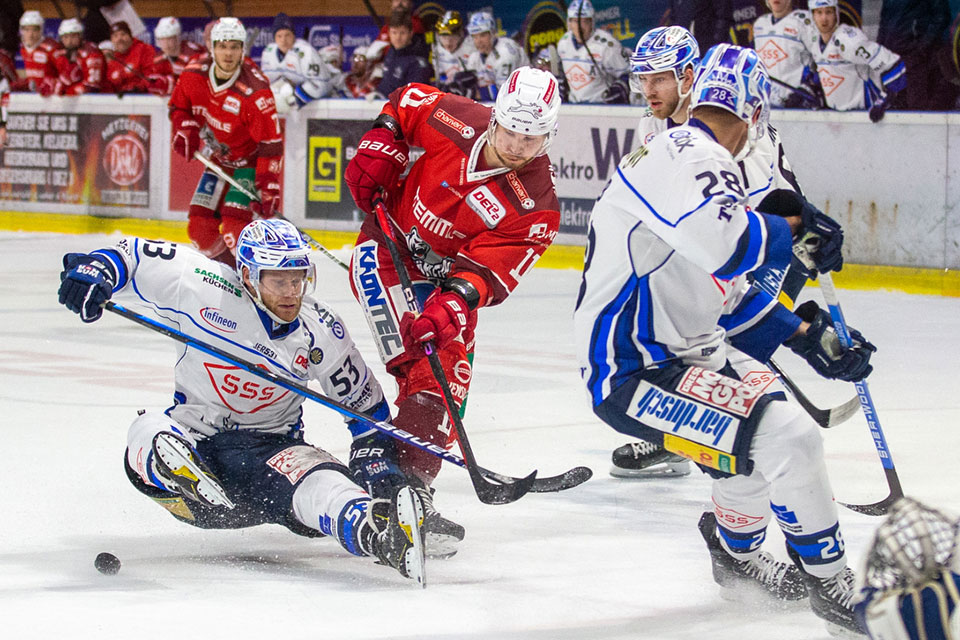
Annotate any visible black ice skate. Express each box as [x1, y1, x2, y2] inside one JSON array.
[[610, 440, 691, 478], [366, 486, 426, 587], [151, 432, 234, 509], [698, 512, 808, 602], [408, 476, 465, 559], [786, 545, 865, 636]]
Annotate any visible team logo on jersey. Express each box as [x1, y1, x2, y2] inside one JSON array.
[[741, 370, 777, 394], [204, 363, 288, 413], [453, 359, 472, 384], [255, 96, 270, 112], [818, 69, 845, 96], [757, 40, 788, 68], [506, 171, 535, 210], [200, 307, 238, 332], [309, 347, 324, 364], [434, 108, 475, 139], [564, 63, 594, 91], [222, 95, 241, 115], [713, 504, 764, 530], [35, 52, 47, 64], [677, 368, 761, 418], [267, 446, 339, 485], [466, 185, 506, 228]]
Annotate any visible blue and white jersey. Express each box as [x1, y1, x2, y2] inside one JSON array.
[[464, 37, 528, 100], [753, 10, 816, 107], [804, 24, 904, 111], [93, 238, 387, 437], [261, 38, 338, 102], [557, 28, 630, 104], [433, 36, 476, 86], [574, 120, 800, 406]]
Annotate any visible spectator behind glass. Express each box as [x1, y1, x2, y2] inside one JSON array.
[[877, 0, 957, 111], [15, 10, 60, 93], [154, 17, 204, 79], [377, 9, 432, 98], [103, 21, 172, 96], [344, 44, 385, 98], [48, 18, 105, 95]]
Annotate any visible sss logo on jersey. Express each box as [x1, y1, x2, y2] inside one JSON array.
[[204, 362, 289, 413], [308, 136, 341, 202]]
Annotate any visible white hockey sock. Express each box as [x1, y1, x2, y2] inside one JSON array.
[[292, 470, 370, 555]]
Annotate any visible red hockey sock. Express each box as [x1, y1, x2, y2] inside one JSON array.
[[394, 392, 451, 485]]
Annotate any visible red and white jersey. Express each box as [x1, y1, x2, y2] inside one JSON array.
[[53, 42, 106, 95], [18, 37, 59, 91], [753, 10, 816, 107], [162, 39, 205, 78], [105, 38, 170, 94], [169, 56, 282, 171], [368, 83, 560, 307]]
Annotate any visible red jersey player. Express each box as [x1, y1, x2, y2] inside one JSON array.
[[154, 17, 205, 80], [344, 67, 561, 555], [15, 11, 59, 93], [49, 19, 105, 95], [168, 17, 283, 266], [104, 21, 172, 95]]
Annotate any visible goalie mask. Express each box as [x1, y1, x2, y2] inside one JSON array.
[[489, 67, 561, 157], [236, 219, 316, 324], [691, 44, 771, 161]]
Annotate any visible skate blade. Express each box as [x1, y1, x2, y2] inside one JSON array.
[[609, 461, 692, 479], [824, 621, 863, 638], [425, 533, 461, 559], [154, 434, 234, 509], [396, 487, 427, 588], [717, 584, 808, 610]]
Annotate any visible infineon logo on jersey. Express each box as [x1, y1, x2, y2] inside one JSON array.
[[222, 95, 241, 115], [466, 185, 506, 228], [677, 368, 761, 418], [200, 307, 238, 332], [628, 380, 740, 452]]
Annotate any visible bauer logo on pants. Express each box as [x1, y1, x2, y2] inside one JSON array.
[[628, 381, 740, 453]]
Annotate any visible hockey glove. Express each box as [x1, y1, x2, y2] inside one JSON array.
[[785, 301, 876, 382], [399, 289, 469, 353], [869, 97, 891, 123], [172, 118, 201, 160], [252, 157, 282, 218], [448, 70, 478, 98], [602, 80, 629, 105], [757, 190, 844, 275], [349, 430, 408, 499], [344, 127, 409, 214], [58, 253, 116, 323]]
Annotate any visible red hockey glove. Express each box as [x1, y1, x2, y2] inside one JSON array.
[[252, 158, 282, 218], [146, 75, 173, 96], [172, 118, 201, 160], [344, 127, 408, 213], [38, 78, 60, 97], [399, 290, 469, 354]]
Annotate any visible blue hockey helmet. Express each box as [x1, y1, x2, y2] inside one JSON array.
[[236, 219, 316, 319], [466, 12, 495, 36], [691, 44, 771, 158], [630, 26, 700, 96]]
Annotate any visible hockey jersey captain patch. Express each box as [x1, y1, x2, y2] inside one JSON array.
[[466, 185, 505, 228]]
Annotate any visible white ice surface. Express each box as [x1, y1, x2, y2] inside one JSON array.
[[2, 231, 959, 639]]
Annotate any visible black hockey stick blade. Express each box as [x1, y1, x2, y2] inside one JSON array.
[[839, 468, 904, 516], [480, 465, 593, 493], [770, 359, 860, 428], [471, 468, 539, 505]]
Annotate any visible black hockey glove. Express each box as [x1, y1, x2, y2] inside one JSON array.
[[58, 252, 116, 323], [784, 301, 876, 382], [447, 70, 478, 98], [602, 80, 629, 105], [757, 190, 844, 275], [349, 430, 408, 500]]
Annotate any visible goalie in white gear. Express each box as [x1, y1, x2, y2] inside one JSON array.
[[612, 26, 810, 481], [463, 11, 528, 101], [261, 13, 337, 112], [804, 0, 906, 113], [557, 0, 631, 104], [576, 43, 875, 634], [56, 218, 427, 584], [752, 0, 823, 108]]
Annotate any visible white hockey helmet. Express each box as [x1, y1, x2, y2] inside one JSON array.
[[58, 18, 83, 38], [211, 17, 247, 50], [236, 219, 316, 322], [630, 26, 700, 100], [466, 12, 495, 36], [20, 11, 44, 28], [491, 67, 561, 156], [691, 44, 771, 159], [567, 0, 595, 19], [154, 17, 182, 40], [808, 0, 840, 19]]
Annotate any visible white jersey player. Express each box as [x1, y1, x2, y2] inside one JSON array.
[[753, 0, 820, 107], [56, 219, 426, 583], [576, 44, 876, 633], [464, 11, 528, 101], [432, 10, 476, 87], [804, 0, 905, 113], [261, 15, 336, 111], [557, 0, 631, 104], [618, 26, 805, 479]]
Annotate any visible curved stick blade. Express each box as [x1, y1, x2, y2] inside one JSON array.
[[472, 469, 538, 505]]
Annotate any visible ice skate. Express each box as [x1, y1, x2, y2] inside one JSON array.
[[610, 441, 691, 478], [408, 476, 465, 559], [786, 545, 864, 636], [151, 432, 234, 509], [699, 512, 808, 603], [368, 486, 426, 587]]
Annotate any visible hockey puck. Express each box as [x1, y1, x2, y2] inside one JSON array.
[[94, 552, 121, 575]]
